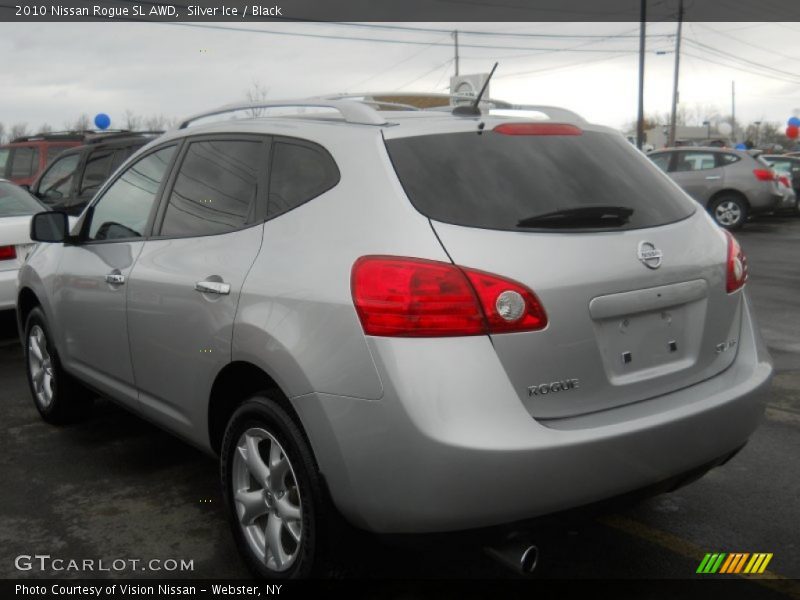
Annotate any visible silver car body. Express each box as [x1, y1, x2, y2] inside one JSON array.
[[18, 100, 772, 534], [648, 147, 783, 214]]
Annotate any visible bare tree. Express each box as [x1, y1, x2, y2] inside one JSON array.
[[245, 81, 270, 117], [37, 123, 53, 134], [70, 114, 91, 132], [142, 114, 169, 131], [124, 109, 142, 131], [0, 123, 5, 144], [9, 123, 30, 140]]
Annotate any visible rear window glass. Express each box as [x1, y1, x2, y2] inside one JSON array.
[[385, 129, 696, 231], [10, 147, 39, 179], [0, 182, 43, 216]]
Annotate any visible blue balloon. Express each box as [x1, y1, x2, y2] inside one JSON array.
[[788, 116, 800, 127], [94, 113, 111, 130], [735, 143, 747, 150]]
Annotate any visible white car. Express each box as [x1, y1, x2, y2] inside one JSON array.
[[0, 179, 45, 310]]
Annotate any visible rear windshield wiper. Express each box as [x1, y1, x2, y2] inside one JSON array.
[[516, 205, 634, 229]]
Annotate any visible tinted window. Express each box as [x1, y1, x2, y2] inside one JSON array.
[[649, 153, 671, 172], [160, 140, 261, 237], [10, 147, 39, 179], [268, 140, 339, 217], [88, 145, 176, 241], [46, 146, 69, 163], [0, 182, 44, 216], [80, 149, 115, 196], [674, 151, 717, 172], [0, 148, 10, 174], [38, 154, 80, 202], [385, 130, 695, 232]]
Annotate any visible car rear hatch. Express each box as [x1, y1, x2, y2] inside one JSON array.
[[383, 119, 744, 420]]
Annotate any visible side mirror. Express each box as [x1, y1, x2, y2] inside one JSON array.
[[30, 211, 69, 243]]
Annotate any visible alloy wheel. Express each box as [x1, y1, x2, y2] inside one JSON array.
[[232, 427, 303, 572], [28, 325, 55, 409], [715, 200, 742, 227]]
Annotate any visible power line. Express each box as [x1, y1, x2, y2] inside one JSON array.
[[151, 21, 649, 54], [398, 59, 454, 90], [696, 23, 800, 63], [683, 38, 800, 81], [681, 50, 800, 86]]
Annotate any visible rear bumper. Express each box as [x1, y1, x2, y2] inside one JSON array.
[[749, 190, 784, 214], [0, 268, 19, 311], [292, 293, 772, 534]]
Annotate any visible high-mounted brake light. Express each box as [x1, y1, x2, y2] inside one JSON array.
[[493, 123, 583, 136], [753, 168, 776, 182], [0, 245, 17, 261], [724, 231, 747, 293], [351, 256, 548, 337]]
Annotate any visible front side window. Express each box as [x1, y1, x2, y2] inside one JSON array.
[[38, 154, 80, 201], [88, 145, 176, 241], [268, 139, 339, 217], [10, 147, 39, 179], [648, 153, 671, 172], [80, 149, 115, 196], [160, 140, 262, 237]]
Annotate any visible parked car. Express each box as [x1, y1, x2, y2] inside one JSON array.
[[18, 97, 772, 578], [0, 179, 46, 311], [762, 154, 800, 214], [28, 131, 162, 215], [0, 133, 85, 187], [647, 147, 783, 229]]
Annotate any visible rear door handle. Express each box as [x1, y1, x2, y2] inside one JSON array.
[[105, 272, 125, 285], [705, 175, 721, 180], [195, 280, 231, 295]]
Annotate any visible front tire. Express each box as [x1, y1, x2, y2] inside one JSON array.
[[24, 307, 92, 424], [710, 194, 748, 230], [220, 394, 324, 579]]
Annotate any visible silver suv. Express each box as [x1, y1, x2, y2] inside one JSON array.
[[18, 96, 773, 578], [647, 147, 784, 229]]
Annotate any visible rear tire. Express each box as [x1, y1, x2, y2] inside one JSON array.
[[24, 307, 92, 424], [709, 194, 748, 230], [221, 393, 331, 579]]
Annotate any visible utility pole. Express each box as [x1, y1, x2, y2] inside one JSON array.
[[667, 0, 683, 147], [731, 80, 736, 143], [453, 30, 460, 77], [636, 0, 647, 150]]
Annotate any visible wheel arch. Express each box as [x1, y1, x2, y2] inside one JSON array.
[[207, 360, 308, 456], [16, 286, 41, 337], [708, 188, 750, 210]]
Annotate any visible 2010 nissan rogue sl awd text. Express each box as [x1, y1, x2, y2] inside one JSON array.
[[16, 95, 773, 578]]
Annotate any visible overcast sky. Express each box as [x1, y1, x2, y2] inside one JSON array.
[[2, 21, 799, 133]]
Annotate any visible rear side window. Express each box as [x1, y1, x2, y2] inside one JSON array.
[[10, 147, 39, 179], [0, 148, 8, 174], [649, 153, 671, 172], [160, 140, 262, 237], [267, 139, 339, 217], [674, 151, 717, 172], [385, 129, 695, 231], [718, 153, 740, 166]]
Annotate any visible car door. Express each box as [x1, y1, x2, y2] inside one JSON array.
[[126, 136, 268, 443], [669, 150, 723, 205], [51, 144, 179, 406]]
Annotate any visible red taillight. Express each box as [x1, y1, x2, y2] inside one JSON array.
[[0, 245, 17, 261], [351, 256, 548, 337], [724, 231, 747, 293], [753, 168, 776, 182], [493, 123, 583, 136]]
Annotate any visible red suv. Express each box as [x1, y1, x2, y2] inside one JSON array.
[[0, 133, 85, 187]]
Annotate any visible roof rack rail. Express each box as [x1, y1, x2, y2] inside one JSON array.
[[11, 131, 90, 143], [176, 98, 388, 129], [84, 130, 164, 144]]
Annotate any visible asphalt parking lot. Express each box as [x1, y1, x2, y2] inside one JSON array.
[[0, 217, 798, 590]]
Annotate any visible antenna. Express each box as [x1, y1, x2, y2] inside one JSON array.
[[453, 62, 499, 117]]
